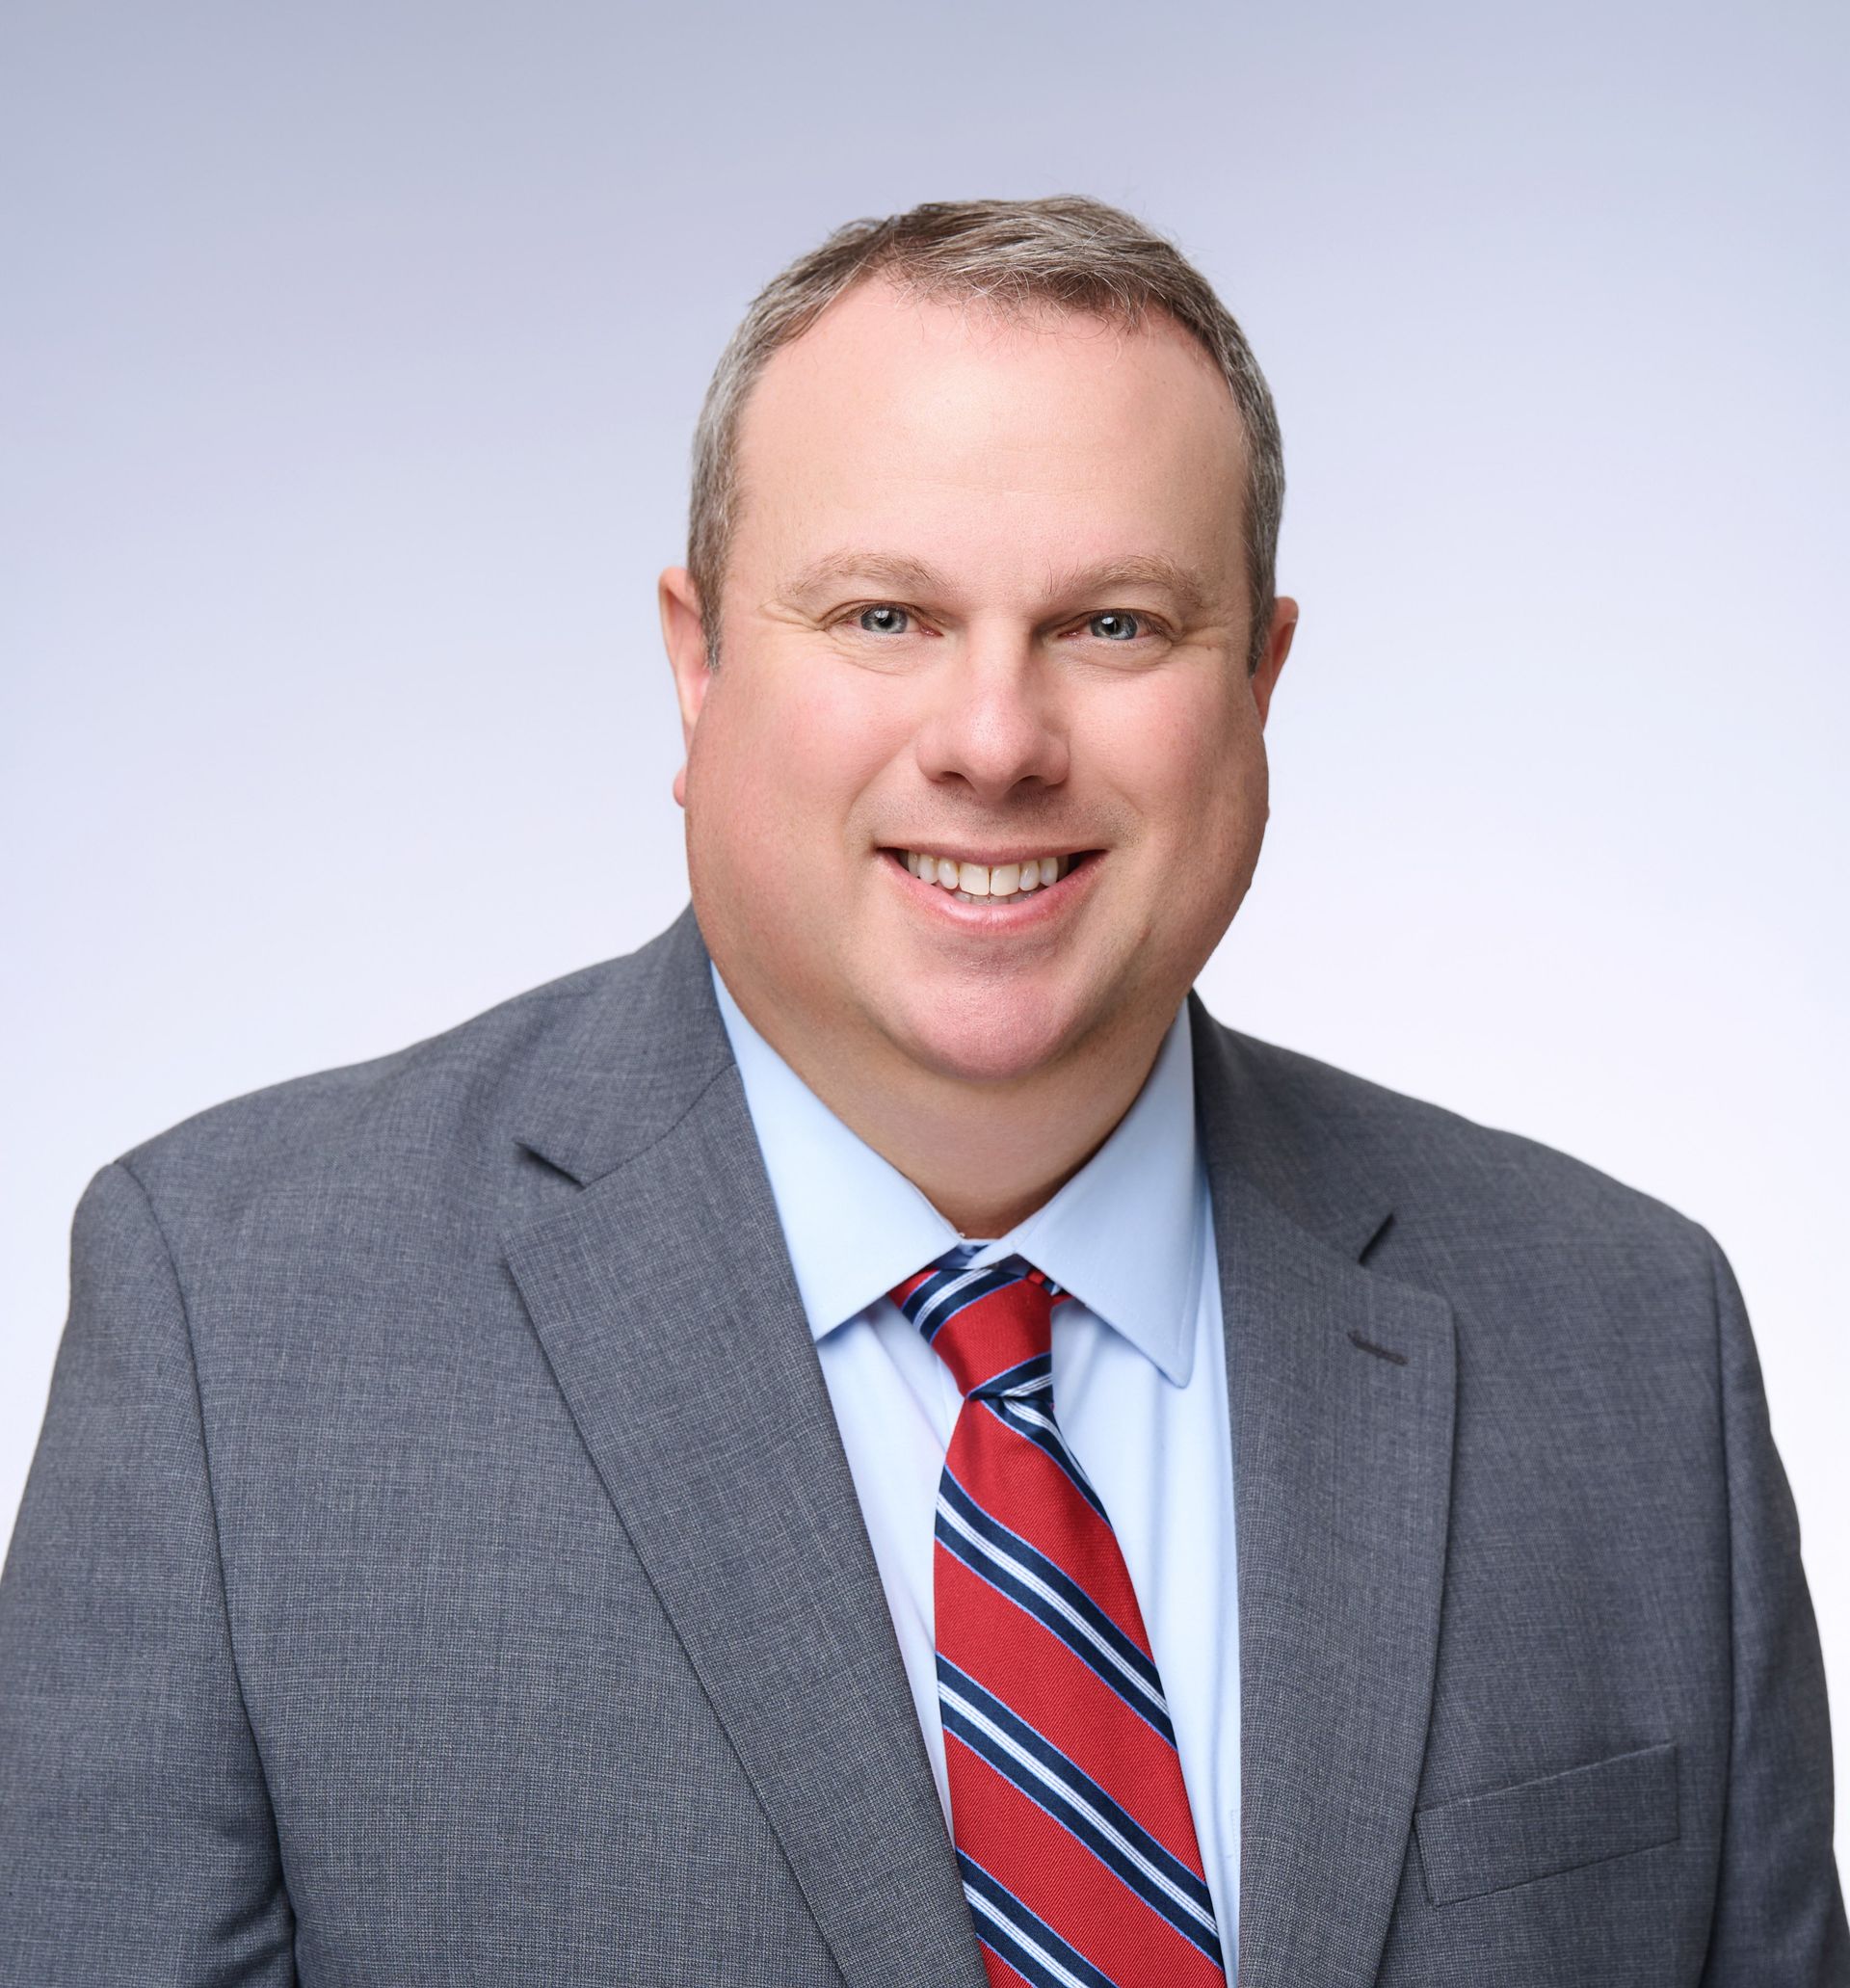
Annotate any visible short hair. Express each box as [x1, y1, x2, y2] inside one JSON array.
[[686, 195, 1285, 676]]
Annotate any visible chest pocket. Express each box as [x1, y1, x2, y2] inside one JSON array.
[[1414, 1740, 1679, 1907]]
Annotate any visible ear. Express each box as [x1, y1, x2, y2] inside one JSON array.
[[658, 566, 712, 809], [1251, 596, 1298, 730]]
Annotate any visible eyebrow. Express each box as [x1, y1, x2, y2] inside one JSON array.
[[779, 548, 1213, 617]]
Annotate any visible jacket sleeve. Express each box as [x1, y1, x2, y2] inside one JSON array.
[[0, 1161, 296, 1986], [1698, 1225, 1849, 1985]]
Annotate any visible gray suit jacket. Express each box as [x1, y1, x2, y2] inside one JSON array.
[[2, 906, 1843, 1985]]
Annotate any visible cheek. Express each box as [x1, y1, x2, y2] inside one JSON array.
[[1090, 671, 1260, 843], [692, 652, 909, 848], [1083, 673, 1267, 971]]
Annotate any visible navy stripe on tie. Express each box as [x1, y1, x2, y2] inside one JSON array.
[[981, 1393, 1111, 1523], [957, 1852, 1122, 1988], [939, 1657, 1223, 1963], [899, 1265, 1024, 1343], [976, 1351, 1053, 1399], [935, 1471, 1176, 1745]]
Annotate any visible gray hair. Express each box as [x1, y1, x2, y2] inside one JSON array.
[[685, 196, 1285, 676]]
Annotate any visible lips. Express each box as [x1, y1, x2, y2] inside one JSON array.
[[896, 848, 1080, 902], [883, 847, 1098, 910]]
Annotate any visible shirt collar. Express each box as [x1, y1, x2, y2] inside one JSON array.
[[710, 965, 1203, 1388]]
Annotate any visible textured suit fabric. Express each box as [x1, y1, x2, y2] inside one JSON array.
[[1, 903, 1843, 1986]]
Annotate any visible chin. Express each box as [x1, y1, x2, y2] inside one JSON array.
[[873, 977, 1096, 1088]]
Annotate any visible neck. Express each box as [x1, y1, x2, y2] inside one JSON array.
[[724, 986, 1176, 1237]]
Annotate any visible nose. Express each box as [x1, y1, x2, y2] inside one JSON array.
[[911, 625, 1070, 806]]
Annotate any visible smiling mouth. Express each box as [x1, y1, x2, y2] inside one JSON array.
[[884, 847, 1098, 904]]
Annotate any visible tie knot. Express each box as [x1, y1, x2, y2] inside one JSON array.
[[888, 1258, 1069, 1399]]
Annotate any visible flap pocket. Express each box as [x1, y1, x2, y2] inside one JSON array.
[[1414, 1740, 1679, 1906]]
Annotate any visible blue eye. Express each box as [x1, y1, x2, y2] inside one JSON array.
[[1089, 612, 1143, 641], [859, 605, 911, 634]]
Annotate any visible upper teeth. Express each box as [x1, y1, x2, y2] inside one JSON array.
[[902, 851, 1069, 900]]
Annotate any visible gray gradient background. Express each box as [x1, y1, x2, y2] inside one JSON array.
[[4, 0, 1845, 1872]]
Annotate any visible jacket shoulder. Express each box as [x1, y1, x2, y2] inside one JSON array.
[[113, 950, 636, 1221], [1206, 1014, 1713, 1263]]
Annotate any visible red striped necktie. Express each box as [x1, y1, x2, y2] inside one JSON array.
[[890, 1258, 1227, 1988]]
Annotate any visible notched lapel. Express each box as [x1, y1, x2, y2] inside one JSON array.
[[1195, 1012, 1458, 1988], [503, 1059, 988, 1988], [500, 939, 1451, 1988]]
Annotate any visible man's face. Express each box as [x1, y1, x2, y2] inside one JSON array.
[[663, 278, 1294, 1091]]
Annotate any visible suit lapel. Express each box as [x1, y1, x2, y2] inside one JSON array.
[[503, 914, 986, 1988], [501, 917, 1452, 1988], [1192, 1002, 1457, 1987]]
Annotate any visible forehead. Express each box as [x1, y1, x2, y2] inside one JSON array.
[[728, 278, 1248, 596]]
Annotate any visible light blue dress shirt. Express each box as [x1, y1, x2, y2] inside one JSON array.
[[711, 966, 1240, 1963]]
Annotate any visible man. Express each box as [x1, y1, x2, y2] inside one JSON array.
[[0, 196, 1842, 1986]]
